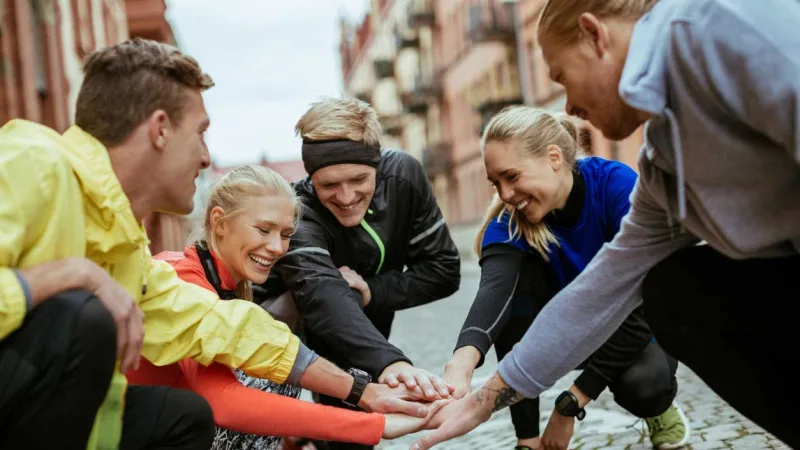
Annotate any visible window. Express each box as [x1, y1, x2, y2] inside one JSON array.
[[30, 0, 48, 99]]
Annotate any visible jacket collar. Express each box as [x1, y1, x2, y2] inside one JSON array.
[[60, 125, 148, 262], [185, 245, 238, 291]]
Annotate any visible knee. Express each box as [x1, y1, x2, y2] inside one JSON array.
[[613, 365, 676, 418], [72, 292, 116, 339], [50, 290, 117, 374], [71, 292, 117, 357], [74, 294, 119, 395]]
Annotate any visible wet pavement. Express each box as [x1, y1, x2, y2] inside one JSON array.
[[375, 261, 791, 450]]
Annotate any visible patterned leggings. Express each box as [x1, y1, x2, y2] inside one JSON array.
[[210, 369, 302, 450]]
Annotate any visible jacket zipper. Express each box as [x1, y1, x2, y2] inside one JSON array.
[[359, 209, 385, 274]]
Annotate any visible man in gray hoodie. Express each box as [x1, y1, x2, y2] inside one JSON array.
[[412, 0, 800, 449]]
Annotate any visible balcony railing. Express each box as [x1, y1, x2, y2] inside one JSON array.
[[402, 74, 442, 115], [373, 59, 395, 79], [394, 33, 420, 53], [467, 1, 515, 44], [477, 97, 524, 134], [408, 0, 435, 29], [380, 114, 404, 137], [422, 143, 454, 179], [354, 91, 372, 105]]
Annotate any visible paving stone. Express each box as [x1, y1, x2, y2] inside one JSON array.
[[727, 433, 769, 448], [701, 423, 742, 442], [689, 440, 729, 449]]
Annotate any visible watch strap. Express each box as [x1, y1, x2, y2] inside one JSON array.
[[555, 390, 586, 421], [344, 368, 370, 407]]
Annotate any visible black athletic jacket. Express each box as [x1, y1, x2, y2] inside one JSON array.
[[257, 149, 461, 377]]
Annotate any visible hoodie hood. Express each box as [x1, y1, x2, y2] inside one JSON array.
[[618, 0, 687, 115], [618, 0, 690, 223]]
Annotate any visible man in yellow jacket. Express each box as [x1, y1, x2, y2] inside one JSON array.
[[0, 39, 433, 450]]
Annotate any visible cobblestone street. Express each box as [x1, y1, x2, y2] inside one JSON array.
[[377, 261, 790, 450]]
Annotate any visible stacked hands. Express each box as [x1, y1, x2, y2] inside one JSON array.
[[338, 265, 501, 450], [358, 360, 509, 450], [360, 353, 576, 450]]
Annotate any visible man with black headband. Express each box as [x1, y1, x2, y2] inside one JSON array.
[[256, 97, 461, 450]]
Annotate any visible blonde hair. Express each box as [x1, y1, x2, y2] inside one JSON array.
[[295, 97, 382, 146], [537, 0, 657, 46], [474, 106, 583, 260], [194, 165, 301, 300]]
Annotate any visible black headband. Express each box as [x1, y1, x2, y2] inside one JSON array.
[[301, 139, 381, 176]]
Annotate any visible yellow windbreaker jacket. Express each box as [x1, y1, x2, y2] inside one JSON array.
[[0, 119, 300, 448]]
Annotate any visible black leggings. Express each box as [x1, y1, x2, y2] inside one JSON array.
[[0, 290, 117, 449], [0, 290, 215, 450], [495, 315, 678, 439], [643, 245, 800, 449]]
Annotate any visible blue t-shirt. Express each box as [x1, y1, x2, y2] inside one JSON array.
[[482, 157, 638, 302]]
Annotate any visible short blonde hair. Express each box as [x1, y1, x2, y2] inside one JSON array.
[[295, 97, 382, 146], [195, 165, 301, 300], [475, 106, 583, 260], [538, 0, 657, 46]]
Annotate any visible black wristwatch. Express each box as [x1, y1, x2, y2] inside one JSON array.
[[555, 390, 586, 421], [344, 367, 371, 407]]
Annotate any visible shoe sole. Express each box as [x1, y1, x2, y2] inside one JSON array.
[[656, 402, 691, 450]]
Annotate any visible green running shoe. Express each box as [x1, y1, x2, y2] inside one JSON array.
[[646, 402, 691, 449]]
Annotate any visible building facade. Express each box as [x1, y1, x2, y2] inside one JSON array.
[[338, 0, 645, 257], [0, 0, 192, 255], [0, 0, 128, 131]]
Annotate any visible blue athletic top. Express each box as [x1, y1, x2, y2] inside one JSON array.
[[482, 156, 638, 291]]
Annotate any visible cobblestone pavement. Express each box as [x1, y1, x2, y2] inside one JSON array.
[[376, 261, 790, 450]]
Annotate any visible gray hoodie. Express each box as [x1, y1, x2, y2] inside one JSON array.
[[498, 0, 800, 399]]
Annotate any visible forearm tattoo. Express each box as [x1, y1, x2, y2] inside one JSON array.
[[492, 385, 525, 412], [474, 375, 525, 412]]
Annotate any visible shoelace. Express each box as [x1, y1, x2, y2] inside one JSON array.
[[628, 418, 651, 440]]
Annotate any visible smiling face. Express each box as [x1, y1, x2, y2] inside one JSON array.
[[484, 140, 571, 223], [541, 14, 646, 141], [211, 193, 296, 284], [311, 164, 377, 228]]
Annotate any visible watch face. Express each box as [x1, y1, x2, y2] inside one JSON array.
[[556, 393, 573, 410], [349, 368, 371, 382]]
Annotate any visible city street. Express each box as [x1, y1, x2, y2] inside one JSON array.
[[377, 260, 790, 450]]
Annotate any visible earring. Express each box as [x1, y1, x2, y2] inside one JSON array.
[[157, 136, 165, 146]]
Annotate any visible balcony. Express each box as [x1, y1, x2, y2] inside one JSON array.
[[380, 114, 404, 137], [477, 97, 524, 134], [354, 91, 372, 105], [466, 1, 515, 44], [408, 0, 435, 29], [422, 142, 454, 179], [401, 75, 442, 115], [373, 59, 395, 79], [394, 32, 420, 53], [125, 0, 175, 44]]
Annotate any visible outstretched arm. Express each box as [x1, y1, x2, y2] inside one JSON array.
[[444, 244, 524, 397], [179, 360, 386, 445], [410, 372, 522, 450]]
